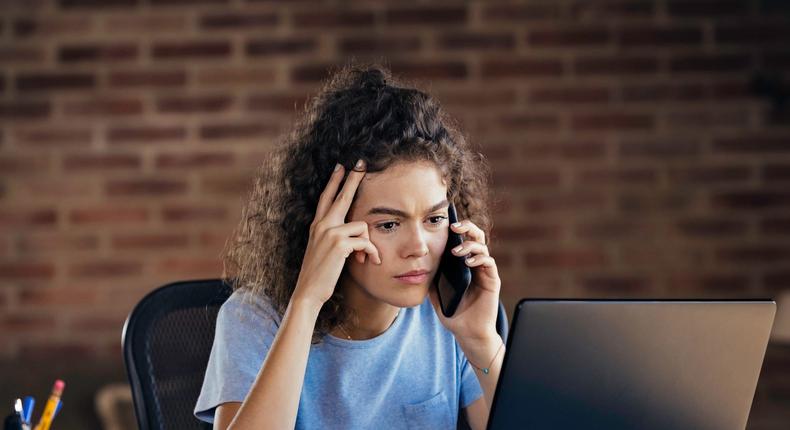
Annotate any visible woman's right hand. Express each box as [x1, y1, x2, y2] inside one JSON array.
[[291, 159, 382, 311]]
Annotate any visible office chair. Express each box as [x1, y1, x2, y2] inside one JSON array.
[[123, 279, 508, 430]]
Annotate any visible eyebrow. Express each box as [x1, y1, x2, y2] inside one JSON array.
[[366, 199, 450, 218]]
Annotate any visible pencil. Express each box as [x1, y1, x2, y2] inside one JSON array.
[[33, 380, 64, 430]]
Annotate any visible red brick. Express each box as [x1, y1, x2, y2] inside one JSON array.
[[60, 0, 137, 7], [525, 192, 608, 213], [200, 12, 278, 29], [764, 164, 790, 182], [482, 4, 563, 22], [152, 40, 231, 59], [490, 224, 562, 242], [161, 206, 228, 222], [107, 126, 186, 144], [293, 10, 375, 29], [433, 88, 517, 109], [619, 26, 702, 47], [488, 113, 560, 132], [247, 92, 312, 112], [668, 0, 747, 17], [0, 263, 55, 280], [716, 246, 790, 263], [102, 14, 188, 33], [389, 61, 468, 80], [493, 169, 561, 188], [105, 179, 188, 196], [574, 219, 647, 240], [0, 46, 45, 63], [618, 139, 700, 158], [18, 179, 96, 199], [201, 176, 253, 195], [154, 257, 222, 277], [155, 152, 234, 169], [670, 54, 751, 73], [62, 97, 143, 117], [665, 273, 749, 293], [764, 51, 790, 70], [111, 233, 189, 249], [0, 155, 51, 173], [579, 276, 649, 293], [18, 287, 99, 306], [16, 234, 99, 254], [567, 1, 654, 19], [530, 86, 610, 104], [524, 249, 609, 268], [571, 113, 654, 131], [714, 136, 790, 154], [69, 260, 142, 278], [711, 81, 752, 100], [157, 95, 233, 113], [578, 168, 658, 185], [0, 102, 50, 119], [438, 32, 515, 51], [246, 37, 317, 57], [528, 27, 610, 47], [13, 16, 94, 38], [385, 6, 466, 26], [18, 343, 98, 360], [63, 154, 141, 171], [15, 73, 95, 92], [0, 315, 55, 331], [716, 24, 790, 45], [0, 209, 57, 227], [761, 218, 790, 235], [108, 70, 186, 88], [676, 218, 748, 237], [200, 122, 278, 139], [58, 43, 138, 63], [69, 207, 149, 224], [12, 127, 92, 147], [621, 83, 707, 102], [712, 192, 790, 210], [667, 166, 752, 185], [481, 59, 564, 78], [764, 271, 790, 291], [575, 56, 658, 75], [338, 36, 421, 55], [520, 141, 606, 161], [197, 67, 277, 86]]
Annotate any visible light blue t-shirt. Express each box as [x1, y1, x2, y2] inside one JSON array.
[[194, 289, 484, 429]]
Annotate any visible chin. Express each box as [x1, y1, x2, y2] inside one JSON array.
[[383, 282, 430, 308]]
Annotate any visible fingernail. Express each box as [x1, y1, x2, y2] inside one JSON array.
[[355, 159, 364, 169], [452, 245, 463, 253], [452, 222, 462, 228], [467, 257, 476, 263], [334, 163, 341, 172]]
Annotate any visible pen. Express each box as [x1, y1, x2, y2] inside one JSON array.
[[3, 399, 23, 430], [21, 398, 33, 425], [33, 380, 64, 430]]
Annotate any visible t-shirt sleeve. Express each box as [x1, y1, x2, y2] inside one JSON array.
[[458, 341, 484, 409], [194, 291, 281, 423]]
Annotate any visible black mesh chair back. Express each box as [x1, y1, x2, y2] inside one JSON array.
[[123, 279, 232, 430], [123, 278, 508, 430]]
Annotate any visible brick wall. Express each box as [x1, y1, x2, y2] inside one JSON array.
[[1, 0, 789, 428]]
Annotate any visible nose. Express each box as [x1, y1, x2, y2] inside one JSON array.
[[401, 223, 430, 259]]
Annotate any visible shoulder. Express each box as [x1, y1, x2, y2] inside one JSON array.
[[218, 288, 282, 332]]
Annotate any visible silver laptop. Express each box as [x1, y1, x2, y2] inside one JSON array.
[[487, 299, 776, 430]]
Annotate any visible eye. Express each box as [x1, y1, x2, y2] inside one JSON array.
[[428, 215, 447, 226], [376, 221, 399, 233]]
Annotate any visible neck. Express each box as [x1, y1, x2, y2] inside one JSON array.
[[333, 275, 400, 340]]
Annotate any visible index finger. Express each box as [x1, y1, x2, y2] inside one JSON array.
[[315, 163, 345, 222], [326, 159, 366, 222]]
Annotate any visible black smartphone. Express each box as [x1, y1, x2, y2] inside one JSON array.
[[433, 202, 472, 318]]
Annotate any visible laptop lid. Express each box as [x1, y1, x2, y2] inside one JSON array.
[[487, 299, 776, 430]]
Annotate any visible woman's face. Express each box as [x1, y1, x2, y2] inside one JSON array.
[[342, 160, 450, 308]]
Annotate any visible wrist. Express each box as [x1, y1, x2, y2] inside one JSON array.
[[457, 332, 504, 370]]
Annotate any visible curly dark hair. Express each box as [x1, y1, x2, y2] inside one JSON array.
[[222, 61, 493, 344]]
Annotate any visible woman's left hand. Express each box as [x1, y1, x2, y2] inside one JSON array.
[[429, 219, 502, 344]]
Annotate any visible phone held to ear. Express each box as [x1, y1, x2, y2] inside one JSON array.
[[433, 202, 472, 318]]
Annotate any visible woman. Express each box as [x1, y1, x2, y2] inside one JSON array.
[[194, 63, 505, 430]]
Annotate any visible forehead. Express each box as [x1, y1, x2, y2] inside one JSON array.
[[353, 161, 447, 212]]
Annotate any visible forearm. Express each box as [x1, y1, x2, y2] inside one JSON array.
[[458, 334, 506, 423], [228, 298, 321, 430]]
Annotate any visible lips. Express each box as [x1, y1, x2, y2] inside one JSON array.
[[395, 269, 429, 278]]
